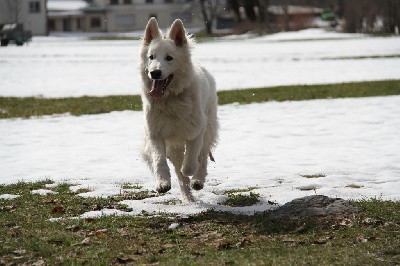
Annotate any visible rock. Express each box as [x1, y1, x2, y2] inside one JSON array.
[[266, 195, 362, 231], [269, 195, 361, 219]]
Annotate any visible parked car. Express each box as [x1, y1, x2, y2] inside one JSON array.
[[0, 24, 32, 46]]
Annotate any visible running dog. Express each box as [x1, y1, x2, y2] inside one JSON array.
[[139, 18, 218, 203]]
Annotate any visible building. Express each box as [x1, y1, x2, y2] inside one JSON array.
[[0, 0, 47, 35], [269, 5, 323, 31], [47, 0, 106, 32], [47, 0, 202, 33]]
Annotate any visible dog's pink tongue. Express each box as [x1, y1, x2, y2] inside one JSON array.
[[149, 80, 165, 99]]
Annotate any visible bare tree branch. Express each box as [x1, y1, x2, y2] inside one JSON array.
[[199, 0, 221, 35]]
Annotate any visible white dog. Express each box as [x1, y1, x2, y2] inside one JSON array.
[[139, 18, 218, 203]]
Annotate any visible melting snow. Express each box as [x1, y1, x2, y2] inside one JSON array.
[[0, 194, 20, 200], [0, 29, 399, 97], [1, 29, 399, 217], [1, 96, 399, 216]]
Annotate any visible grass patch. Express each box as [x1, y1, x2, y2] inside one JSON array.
[[0, 95, 142, 119], [223, 187, 259, 194], [74, 188, 92, 194], [1, 181, 400, 264], [300, 173, 326, 178], [222, 191, 261, 207], [347, 184, 364, 189], [120, 183, 143, 190], [111, 191, 157, 201], [217, 80, 400, 105], [89, 36, 141, 41], [321, 54, 400, 60], [296, 185, 320, 191], [1, 80, 399, 119]]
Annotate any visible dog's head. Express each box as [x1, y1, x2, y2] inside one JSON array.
[[140, 17, 193, 101]]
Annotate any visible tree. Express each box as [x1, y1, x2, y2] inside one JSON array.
[[343, 0, 400, 34], [383, 0, 400, 33], [228, 0, 271, 31], [258, 0, 270, 24], [244, 0, 257, 22], [0, 0, 22, 24], [228, 0, 241, 23], [199, 0, 222, 35]]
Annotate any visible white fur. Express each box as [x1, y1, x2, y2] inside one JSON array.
[[139, 18, 218, 203]]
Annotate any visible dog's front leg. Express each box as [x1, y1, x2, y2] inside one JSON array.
[[181, 133, 204, 177], [150, 138, 171, 193]]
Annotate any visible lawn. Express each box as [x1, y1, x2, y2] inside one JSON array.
[[1, 80, 400, 264], [1, 181, 399, 265], [1, 80, 399, 119]]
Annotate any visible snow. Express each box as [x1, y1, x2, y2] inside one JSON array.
[[1, 28, 399, 217], [47, 0, 89, 11], [0, 29, 399, 97], [1, 96, 399, 216], [252, 28, 365, 41], [31, 189, 58, 195], [168, 223, 180, 230], [0, 194, 20, 200]]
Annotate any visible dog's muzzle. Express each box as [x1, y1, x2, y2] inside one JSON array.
[[148, 73, 173, 99]]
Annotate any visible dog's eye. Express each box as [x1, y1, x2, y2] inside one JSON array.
[[165, 55, 173, 61], [149, 55, 154, 60]]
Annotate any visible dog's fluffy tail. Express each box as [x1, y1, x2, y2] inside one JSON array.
[[209, 152, 215, 162]]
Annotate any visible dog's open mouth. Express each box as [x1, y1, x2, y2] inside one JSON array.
[[148, 74, 173, 99]]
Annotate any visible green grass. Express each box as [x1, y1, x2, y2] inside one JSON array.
[[222, 192, 261, 207], [217, 79, 400, 105], [0, 95, 143, 119], [1, 181, 399, 265], [300, 173, 326, 179], [346, 184, 364, 189], [1, 80, 399, 119], [89, 36, 141, 41], [321, 54, 400, 60]]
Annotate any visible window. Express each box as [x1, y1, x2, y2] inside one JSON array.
[[29, 1, 41, 13], [91, 17, 101, 28], [48, 19, 55, 31], [146, 0, 154, 3], [110, 0, 119, 5], [123, 0, 132, 4], [164, 0, 174, 3]]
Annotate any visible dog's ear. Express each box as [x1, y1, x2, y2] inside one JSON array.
[[144, 17, 162, 45], [168, 19, 187, 47]]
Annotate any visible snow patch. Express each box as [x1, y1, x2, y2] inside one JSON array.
[[0, 31, 399, 97], [0, 194, 20, 200], [1, 96, 399, 216], [31, 189, 58, 196]]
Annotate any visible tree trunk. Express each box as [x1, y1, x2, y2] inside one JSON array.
[[283, 4, 289, 31], [200, 0, 212, 35], [244, 0, 257, 22], [228, 0, 241, 23]]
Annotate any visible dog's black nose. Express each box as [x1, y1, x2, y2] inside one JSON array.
[[150, 70, 162, 80]]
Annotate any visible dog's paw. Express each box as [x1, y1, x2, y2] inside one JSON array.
[[156, 181, 171, 193], [190, 180, 204, 191], [181, 193, 196, 204], [181, 162, 199, 177]]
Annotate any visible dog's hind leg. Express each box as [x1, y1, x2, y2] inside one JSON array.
[[191, 149, 208, 190], [181, 130, 204, 177], [167, 145, 195, 203]]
